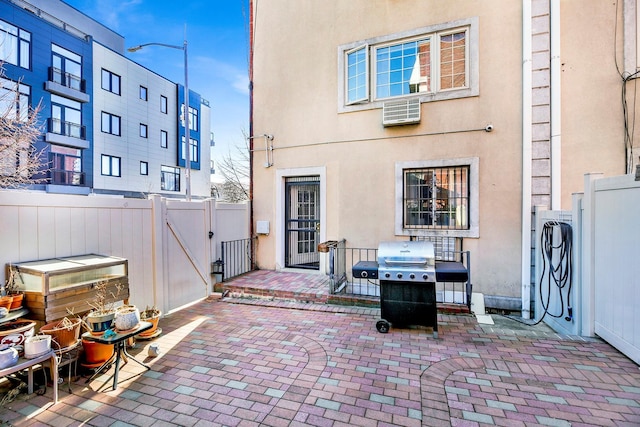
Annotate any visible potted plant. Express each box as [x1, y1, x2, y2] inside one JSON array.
[[40, 315, 82, 350], [3, 266, 23, 310], [138, 305, 162, 338], [83, 280, 121, 336], [114, 304, 140, 331]]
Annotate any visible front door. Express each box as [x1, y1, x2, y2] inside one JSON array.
[[285, 176, 320, 269]]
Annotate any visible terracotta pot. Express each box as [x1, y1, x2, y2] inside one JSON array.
[[0, 296, 13, 310], [81, 338, 114, 365], [138, 309, 161, 337], [8, 293, 23, 310], [40, 318, 82, 350]]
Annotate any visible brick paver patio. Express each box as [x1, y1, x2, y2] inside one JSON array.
[[1, 271, 639, 426]]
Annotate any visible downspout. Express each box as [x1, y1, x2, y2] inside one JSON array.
[[550, 0, 561, 209], [521, 0, 533, 319], [248, 0, 256, 269]]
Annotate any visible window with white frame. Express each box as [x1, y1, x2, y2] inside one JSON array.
[[0, 19, 30, 69], [340, 18, 477, 110], [395, 158, 478, 238], [101, 69, 120, 95], [161, 165, 180, 191], [101, 154, 121, 177], [404, 166, 469, 229], [101, 111, 121, 136]]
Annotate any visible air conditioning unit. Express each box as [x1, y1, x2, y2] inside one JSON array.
[[382, 98, 421, 127]]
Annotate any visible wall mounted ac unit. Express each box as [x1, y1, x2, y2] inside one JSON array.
[[382, 98, 421, 127]]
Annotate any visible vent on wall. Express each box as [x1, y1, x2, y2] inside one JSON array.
[[382, 98, 421, 126]]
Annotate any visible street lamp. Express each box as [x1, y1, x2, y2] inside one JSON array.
[[128, 39, 191, 201]]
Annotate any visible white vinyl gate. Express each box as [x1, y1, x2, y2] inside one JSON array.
[[0, 192, 249, 317], [533, 173, 640, 365]]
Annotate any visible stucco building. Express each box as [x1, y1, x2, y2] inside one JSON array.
[[249, 1, 638, 314]]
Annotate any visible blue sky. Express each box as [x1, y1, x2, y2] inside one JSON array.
[[63, 0, 250, 181]]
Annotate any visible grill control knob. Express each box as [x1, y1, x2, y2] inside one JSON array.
[[409, 273, 415, 279], [384, 272, 391, 279], [422, 273, 429, 280], [396, 273, 403, 279], [361, 271, 368, 278]]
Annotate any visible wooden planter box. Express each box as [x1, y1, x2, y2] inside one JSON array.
[[7, 255, 129, 323]]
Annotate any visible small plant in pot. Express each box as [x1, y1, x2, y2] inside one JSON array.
[[3, 265, 24, 310], [114, 304, 140, 332], [138, 305, 162, 338], [83, 280, 121, 336]]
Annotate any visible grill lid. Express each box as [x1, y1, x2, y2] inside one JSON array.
[[377, 241, 435, 269]]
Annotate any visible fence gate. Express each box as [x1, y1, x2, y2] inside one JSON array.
[[285, 176, 320, 270], [163, 199, 211, 312]]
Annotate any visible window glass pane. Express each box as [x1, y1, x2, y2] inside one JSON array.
[[101, 155, 110, 173], [112, 158, 120, 176], [346, 46, 367, 104], [161, 130, 168, 148], [375, 38, 427, 100], [101, 112, 109, 132], [101, 70, 109, 90], [440, 32, 466, 90], [19, 39, 29, 68], [113, 116, 120, 135], [112, 74, 120, 95]]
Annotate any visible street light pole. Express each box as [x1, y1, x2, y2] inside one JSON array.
[[128, 38, 191, 201]]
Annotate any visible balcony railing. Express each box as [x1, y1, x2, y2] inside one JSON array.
[[49, 169, 85, 186], [48, 67, 86, 92], [47, 118, 86, 140]]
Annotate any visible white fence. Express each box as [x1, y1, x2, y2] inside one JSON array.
[[538, 172, 640, 365], [0, 191, 249, 316]]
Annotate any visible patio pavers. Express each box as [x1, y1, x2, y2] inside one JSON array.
[[1, 270, 639, 426]]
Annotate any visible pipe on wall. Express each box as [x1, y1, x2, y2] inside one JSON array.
[[550, 0, 562, 210], [521, 0, 533, 319]]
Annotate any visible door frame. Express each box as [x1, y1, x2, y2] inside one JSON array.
[[275, 167, 326, 271]]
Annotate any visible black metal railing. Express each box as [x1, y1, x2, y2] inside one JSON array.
[[47, 118, 86, 140], [50, 169, 85, 186], [49, 67, 86, 92], [218, 238, 255, 282], [330, 245, 472, 308]]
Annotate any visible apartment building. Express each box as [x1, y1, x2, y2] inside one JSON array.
[[249, 1, 635, 313], [0, 0, 211, 199]]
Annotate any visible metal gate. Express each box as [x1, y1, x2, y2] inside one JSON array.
[[285, 176, 320, 269]]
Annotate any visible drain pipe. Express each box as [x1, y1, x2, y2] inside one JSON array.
[[550, 0, 562, 210], [521, 0, 533, 319]]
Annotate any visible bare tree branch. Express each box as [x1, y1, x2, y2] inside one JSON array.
[[0, 68, 48, 189], [213, 130, 250, 202]]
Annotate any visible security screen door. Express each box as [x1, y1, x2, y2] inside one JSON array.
[[285, 176, 320, 269]]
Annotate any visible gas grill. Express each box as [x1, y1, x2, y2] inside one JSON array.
[[353, 241, 439, 337], [377, 241, 436, 283]]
